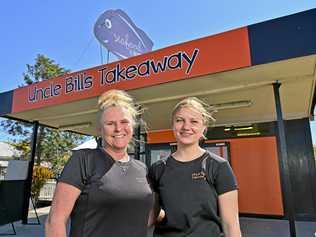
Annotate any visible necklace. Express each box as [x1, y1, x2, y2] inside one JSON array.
[[116, 161, 130, 174]]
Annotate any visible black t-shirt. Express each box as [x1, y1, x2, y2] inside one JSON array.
[[59, 148, 153, 237], [148, 151, 238, 237]]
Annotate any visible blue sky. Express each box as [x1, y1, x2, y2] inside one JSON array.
[[1, 1, 316, 142]]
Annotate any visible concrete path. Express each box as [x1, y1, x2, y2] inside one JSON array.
[[0, 207, 315, 236], [0, 207, 49, 236], [240, 217, 316, 237]]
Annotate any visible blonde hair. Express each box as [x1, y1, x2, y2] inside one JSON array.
[[172, 97, 216, 128], [96, 90, 142, 129]]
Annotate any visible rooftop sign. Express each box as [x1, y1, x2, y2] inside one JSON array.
[[94, 9, 154, 59]]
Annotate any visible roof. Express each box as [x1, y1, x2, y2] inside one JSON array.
[[72, 139, 97, 150], [0, 141, 22, 159], [1, 8, 316, 136]]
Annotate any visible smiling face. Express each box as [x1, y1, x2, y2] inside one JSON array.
[[172, 106, 206, 147], [98, 106, 134, 153]]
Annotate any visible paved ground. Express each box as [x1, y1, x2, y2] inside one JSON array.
[[0, 207, 315, 236], [0, 207, 50, 236], [240, 217, 316, 237]]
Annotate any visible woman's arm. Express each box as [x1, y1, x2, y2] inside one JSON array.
[[148, 193, 161, 226], [218, 190, 242, 237], [45, 182, 81, 237]]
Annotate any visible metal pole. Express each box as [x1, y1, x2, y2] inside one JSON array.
[[22, 121, 39, 224], [134, 122, 141, 160], [107, 50, 110, 64], [273, 82, 296, 237], [99, 44, 104, 64]]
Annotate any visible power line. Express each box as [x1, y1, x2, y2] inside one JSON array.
[[72, 35, 95, 68]]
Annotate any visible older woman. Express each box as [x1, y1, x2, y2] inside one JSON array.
[[149, 97, 241, 237], [45, 90, 153, 237]]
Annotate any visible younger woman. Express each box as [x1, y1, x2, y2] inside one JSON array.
[[149, 97, 241, 237]]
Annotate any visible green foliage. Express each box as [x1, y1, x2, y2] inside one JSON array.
[[38, 127, 86, 175], [9, 140, 31, 159], [32, 166, 54, 203], [0, 119, 32, 141], [23, 54, 69, 85]]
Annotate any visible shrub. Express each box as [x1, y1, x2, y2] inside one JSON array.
[[32, 165, 54, 204]]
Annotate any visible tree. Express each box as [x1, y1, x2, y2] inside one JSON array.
[[38, 127, 89, 175], [23, 54, 72, 165], [1, 54, 88, 176], [23, 54, 68, 85]]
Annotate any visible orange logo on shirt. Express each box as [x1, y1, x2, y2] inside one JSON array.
[[192, 171, 206, 180]]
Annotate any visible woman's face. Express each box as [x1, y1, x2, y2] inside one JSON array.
[[99, 106, 134, 152], [172, 106, 206, 146]]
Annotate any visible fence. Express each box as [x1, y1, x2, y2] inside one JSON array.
[[0, 166, 7, 180], [38, 179, 56, 202]]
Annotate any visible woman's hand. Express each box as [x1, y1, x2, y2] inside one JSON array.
[[156, 209, 165, 223], [148, 193, 162, 226]]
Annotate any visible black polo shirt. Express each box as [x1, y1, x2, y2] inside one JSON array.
[[59, 148, 153, 237], [148, 151, 238, 237]]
